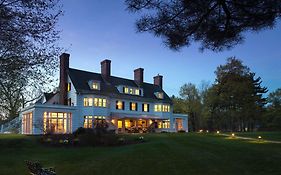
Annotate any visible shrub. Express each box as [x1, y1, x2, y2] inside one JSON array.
[[73, 127, 95, 136], [178, 130, 186, 133]]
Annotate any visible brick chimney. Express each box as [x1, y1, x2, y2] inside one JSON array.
[[154, 74, 163, 88], [134, 68, 144, 85], [101, 59, 111, 80], [59, 53, 70, 105]]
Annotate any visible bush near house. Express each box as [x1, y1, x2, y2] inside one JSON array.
[[41, 126, 146, 147]]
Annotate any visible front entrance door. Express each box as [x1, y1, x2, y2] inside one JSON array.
[[175, 118, 183, 131]]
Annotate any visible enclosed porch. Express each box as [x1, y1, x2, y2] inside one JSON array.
[[109, 112, 171, 133]]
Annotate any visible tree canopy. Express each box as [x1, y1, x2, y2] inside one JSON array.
[[263, 88, 281, 130], [206, 58, 267, 131], [126, 0, 281, 51], [0, 0, 62, 120]]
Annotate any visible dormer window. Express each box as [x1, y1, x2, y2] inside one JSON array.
[[124, 87, 129, 93], [155, 92, 164, 99], [92, 82, 99, 90], [122, 86, 142, 96], [88, 80, 100, 90]]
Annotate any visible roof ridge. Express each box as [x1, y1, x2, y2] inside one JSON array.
[[69, 67, 155, 86]]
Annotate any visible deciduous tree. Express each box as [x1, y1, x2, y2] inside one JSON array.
[[0, 0, 62, 120]]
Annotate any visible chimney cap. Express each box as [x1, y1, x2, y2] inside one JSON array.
[[101, 59, 111, 64], [154, 74, 163, 78], [60, 52, 70, 57], [134, 68, 144, 72]]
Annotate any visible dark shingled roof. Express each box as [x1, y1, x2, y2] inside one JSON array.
[[68, 68, 172, 103], [44, 92, 57, 101]]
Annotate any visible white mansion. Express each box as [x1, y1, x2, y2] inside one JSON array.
[[20, 53, 188, 134]]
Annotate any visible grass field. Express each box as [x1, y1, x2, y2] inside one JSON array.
[[0, 132, 280, 175], [233, 131, 281, 141]]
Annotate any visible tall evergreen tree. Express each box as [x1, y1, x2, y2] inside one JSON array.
[[207, 58, 267, 131], [126, 0, 281, 51], [263, 88, 281, 130]]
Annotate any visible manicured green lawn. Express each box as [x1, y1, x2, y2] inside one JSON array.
[[233, 131, 281, 141], [0, 133, 280, 175]]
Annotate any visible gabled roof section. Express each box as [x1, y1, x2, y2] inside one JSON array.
[[44, 92, 57, 102], [68, 68, 172, 103]]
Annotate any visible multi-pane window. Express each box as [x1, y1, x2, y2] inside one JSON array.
[[155, 92, 164, 99], [123, 87, 141, 96], [124, 87, 129, 94], [84, 97, 106, 107], [135, 89, 140, 95], [154, 104, 162, 112], [84, 116, 93, 128], [88, 98, 93, 106], [92, 82, 99, 90], [116, 101, 124, 110], [142, 103, 149, 112], [130, 102, 138, 111], [84, 98, 90, 106], [22, 112, 33, 134], [94, 98, 106, 107], [117, 120, 122, 128], [83, 116, 106, 128], [43, 112, 72, 134], [154, 104, 170, 112], [158, 120, 170, 129], [162, 105, 170, 112]]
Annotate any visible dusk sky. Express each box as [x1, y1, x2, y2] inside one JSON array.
[[59, 0, 281, 96]]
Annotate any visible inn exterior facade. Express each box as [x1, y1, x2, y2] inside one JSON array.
[[20, 53, 188, 134]]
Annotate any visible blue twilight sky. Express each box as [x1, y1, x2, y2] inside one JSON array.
[[58, 0, 281, 96]]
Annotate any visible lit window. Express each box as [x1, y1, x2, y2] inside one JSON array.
[[88, 98, 93, 106], [84, 116, 93, 128], [84, 98, 93, 106], [116, 101, 124, 110], [92, 82, 99, 90], [103, 99, 107, 107], [67, 83, 71, 92], [162, 105, 170, 112], [154, 104, 162, 112], [162, 120, 170, 128], [22, 112, 33, 134], [118, 120, 122, 128], [84, 116, 106, 128], [130, 102, 137, 111], [94, 98, 98, 106], [125, 120, 131, 128], [93, 98, 107, 107], [84, 98, 89, 106], [154, 104, 170, 112], [123, 86, 141, 96], [43, 112, 72, 134], [143, 103, 149, 112], [155, 92, 164, 99], [124, 87, 129, 94]]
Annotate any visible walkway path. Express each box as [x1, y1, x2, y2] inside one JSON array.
[[219, 133, 281, 144]]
